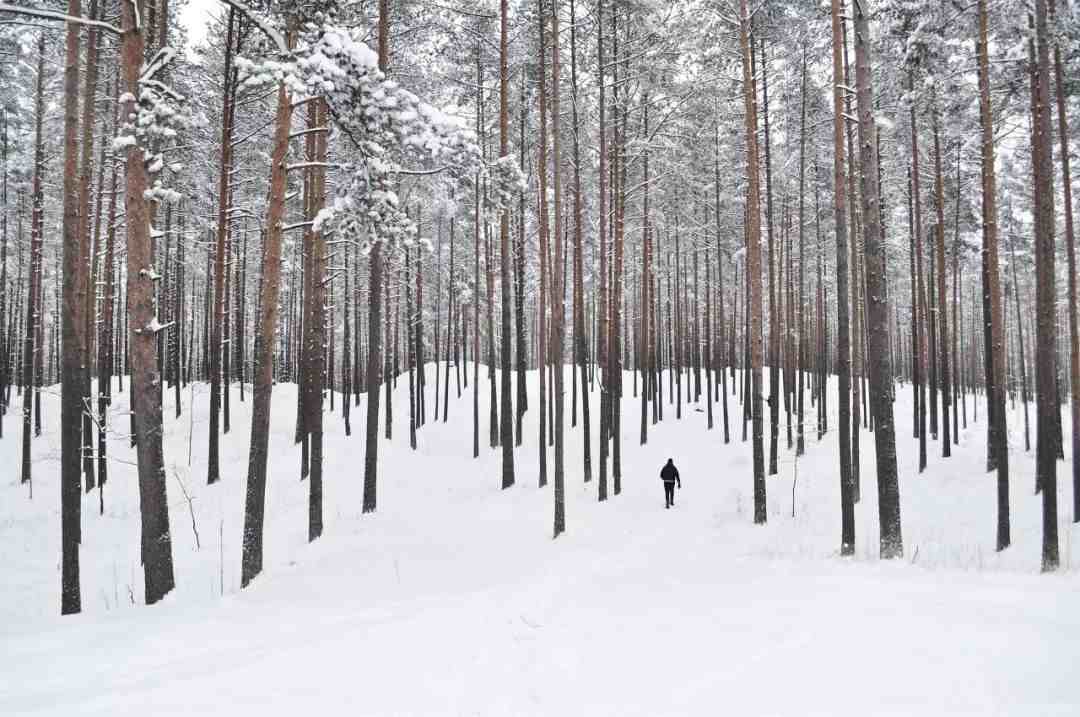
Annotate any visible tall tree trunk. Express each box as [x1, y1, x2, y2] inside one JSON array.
[[611, 5, 627, 493], [472, 40, 482, 461], [486, 222, 497, 449], [342, 220, 352, 435], [1007, 218, 1031, 452], [0, 106, 8, 430], [796, 48, 807, 457], [569, 0, 590, 479], [301, 99, 327, 541], [551, 0, 566, 534], [932, 99, 952, 456], [1031, 0, 1059, 571], [853, 0, 901, 558], [242, 22, 296, 586], [841, 10, 861, 499], [97, 77, 119, 511], [78, 0, 100, 492], [761, 36, 780, 477], [121, 0, 175, 604], [499, 0, 515, 487], [638, 114, 650, 444], [385, 247, 393, 441], [60, 1, 85, 615], [515, 72, 528, 440], [363, 10, 390, 514], [408, 246, 417, 448], [208, 9, 236, 484], [21, 35, 45, 491], [910, 85, 929, 472], [445, 216, 455, 421], [831, 0, 854, 554], [1048, 0, 1079, 524], [715, 125, 730, 444], [611, 3, 625, 494], [738, 0, 766, 524], [536, 3, 550, 487], [596, 0, 608, 501]]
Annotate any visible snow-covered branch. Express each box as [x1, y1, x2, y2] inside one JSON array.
[[0, 2, 121, 33], [215, 0, 288, 54]]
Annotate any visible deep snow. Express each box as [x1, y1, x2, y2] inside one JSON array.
[[1, 366, 1078, 715]]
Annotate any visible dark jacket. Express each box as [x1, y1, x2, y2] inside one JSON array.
[[660, 461, 680, 486]]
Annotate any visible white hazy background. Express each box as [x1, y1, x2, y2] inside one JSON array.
[[179, 0, 215, 49]]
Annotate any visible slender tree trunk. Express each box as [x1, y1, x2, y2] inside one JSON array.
[[301, 99, 327, 541], [910, 87, 929, 472], [831, 0, 854, 554], [515, 72, 528, 439], [78, 0, 101, 492], [841, 11, 861, 500], [208, 9, 236, 484], [761, 37, 780, 477], [363, 15, 391, 514], [551, 0, 566, 534], [445, 216, 455, 421], [121, 0, 175, 604], [932, 99, 952, 456], [1031, 0, 1059, 570], [0, 108, 7, 431], [97, 80, 119, 511], [952, 148, 961, 439], [1048, 0, 1079, 524], [596, 0, 608, 501], [796, 48, 807, 457], [385, 248, 394, 441], [853, 0, 901, 558], [21, 36, 45, 491], [499, 0, 515, 487], [472, 42, 481, 461], [569, 0, 591, 479], [242, 22, 296, 586], [536, 2, 550, 486], [60, 1, 86, 615], [738, 0, 766, 524], [1008, 220, 1031, 453], [639, 97, 651, 444], [486, 222, 497, 449], [407, 245, 417, 450]]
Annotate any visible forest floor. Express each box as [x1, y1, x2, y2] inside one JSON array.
[[1, 366, 1078, 715]]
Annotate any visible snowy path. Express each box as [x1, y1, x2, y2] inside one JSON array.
[[2, 367, 1078, 715]]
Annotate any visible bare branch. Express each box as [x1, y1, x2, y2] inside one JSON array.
[[0, 2, 121, 33]]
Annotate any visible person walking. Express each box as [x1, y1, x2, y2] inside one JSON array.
[[660, 458, 681, 508]]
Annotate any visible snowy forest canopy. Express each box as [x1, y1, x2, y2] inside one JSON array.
[[0, 0, 1077, 620]]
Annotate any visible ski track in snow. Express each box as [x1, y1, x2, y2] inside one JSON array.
[[1, 366, 1078, 715]]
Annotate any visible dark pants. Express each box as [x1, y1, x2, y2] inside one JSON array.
[[664, 482, 675, 507]]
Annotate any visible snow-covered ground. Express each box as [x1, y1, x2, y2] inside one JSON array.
[[2, 366, 1078, 715]]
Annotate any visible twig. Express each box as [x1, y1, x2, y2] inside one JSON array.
[[172, 468, 201, 550]]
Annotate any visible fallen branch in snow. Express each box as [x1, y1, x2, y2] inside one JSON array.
[[791, 454, 798, 519], [172, 469, 201, 551]]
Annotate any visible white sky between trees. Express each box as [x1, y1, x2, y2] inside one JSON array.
[[179, 0, 215, 49]]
